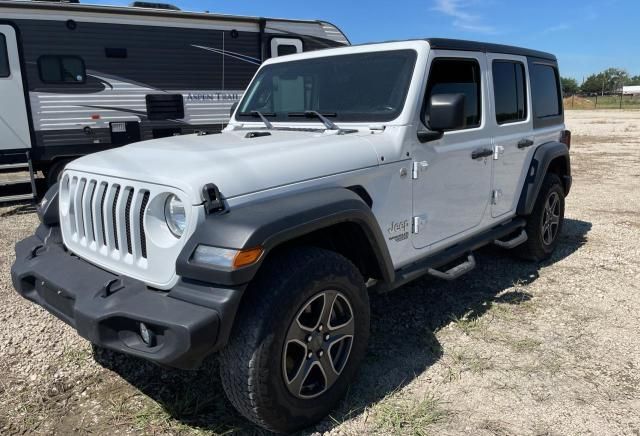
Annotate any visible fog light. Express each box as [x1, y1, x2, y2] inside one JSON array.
[[139, 322, 156, 347]]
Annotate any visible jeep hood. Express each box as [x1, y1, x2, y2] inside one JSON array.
[[67, 129, 381, 203]]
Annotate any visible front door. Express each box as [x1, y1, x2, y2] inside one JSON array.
[[0, 25, 30, 151], [487, 54, 534, 218], [412, 52, 493, 250]]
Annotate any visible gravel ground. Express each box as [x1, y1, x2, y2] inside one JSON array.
[[1, 110, 639, 435]]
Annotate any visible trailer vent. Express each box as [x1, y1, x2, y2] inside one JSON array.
[[145, 94, 184, 121]]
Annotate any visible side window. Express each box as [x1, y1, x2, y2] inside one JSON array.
[[531, 63, 561, 118], [492, 61, 527, 124], [0, 34, 9, 78], [424, 58, 481, 130], [38, 55, 86, 84], [271, 38, 303, 58]]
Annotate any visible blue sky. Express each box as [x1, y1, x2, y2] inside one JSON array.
[[95, 0, 640, 81]]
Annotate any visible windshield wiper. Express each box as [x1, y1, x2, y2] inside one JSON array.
[[288, 111, 339, 130], [239, 111, 275, 130]]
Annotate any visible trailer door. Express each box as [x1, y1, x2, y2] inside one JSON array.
[[0, 25, 30, 151]]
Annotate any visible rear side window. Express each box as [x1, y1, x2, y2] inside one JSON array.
[[0, 34, 9, 78], [492, 61, 527, 124], [531, 63, 561, 118], [38, 55, 86, 84], [425, 58, 481, 129]]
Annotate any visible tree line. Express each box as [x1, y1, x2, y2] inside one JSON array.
[[561, 68, 640, 96]]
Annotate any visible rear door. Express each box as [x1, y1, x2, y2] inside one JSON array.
[[0, 25, 30, 151], [487, 54, 533, 218]]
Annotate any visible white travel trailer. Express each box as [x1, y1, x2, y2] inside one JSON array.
[[0, 0, 349, 201], [622, 85, 640, 95]]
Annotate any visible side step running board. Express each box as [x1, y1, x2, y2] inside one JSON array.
[[427, 254, 476, 281], [494, 229, 528, 249]]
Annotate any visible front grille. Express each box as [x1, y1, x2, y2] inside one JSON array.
[[66, 175, 149, 261]]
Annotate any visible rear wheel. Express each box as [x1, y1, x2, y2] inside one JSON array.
[[219, 247, 370, 433], [515, 173, 565, 261]]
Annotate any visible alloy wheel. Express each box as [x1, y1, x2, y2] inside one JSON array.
[[282, 290, 354, 399], [542, 191, 561, 245]]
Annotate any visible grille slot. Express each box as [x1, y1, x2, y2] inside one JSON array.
[[140, 191, 150, 259], [124, 188, 134, 255], [111, 186, 120, 251], [99, 184, 108, 245]]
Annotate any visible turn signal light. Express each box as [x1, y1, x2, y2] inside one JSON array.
[[192, 245, 263, 269], [233, 247, 263, 268]]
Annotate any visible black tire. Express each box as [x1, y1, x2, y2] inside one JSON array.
[[219, 246, 370, 433], [45, 159, 72, 188], [515, 173, 565, 261]]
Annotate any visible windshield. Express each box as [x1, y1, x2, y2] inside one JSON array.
[[236, 49, 417, 123]]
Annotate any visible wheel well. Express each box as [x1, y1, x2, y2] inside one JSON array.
[[546, 156, 569, 193], [272, 222, 384, 282]]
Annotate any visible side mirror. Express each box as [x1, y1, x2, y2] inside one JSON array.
[[229, 101, 239, 118], [417, 93, 466, 143], [429, 93, 466, 131]]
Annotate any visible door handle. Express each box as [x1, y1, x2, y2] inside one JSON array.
[[517, 139, 534, 149], [471, 148, 493, 159]]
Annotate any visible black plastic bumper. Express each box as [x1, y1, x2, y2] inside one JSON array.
[[11, 226, 245, 370]]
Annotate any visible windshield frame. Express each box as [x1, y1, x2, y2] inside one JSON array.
[[235, 49, 418, 124]]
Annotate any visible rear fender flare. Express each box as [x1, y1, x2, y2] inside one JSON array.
[[517, 141, 571, 216]]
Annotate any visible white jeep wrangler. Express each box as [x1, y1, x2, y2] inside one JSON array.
[[12, 39, 571, 432]]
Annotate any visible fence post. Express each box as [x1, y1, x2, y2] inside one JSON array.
[[620, 93, 623, 109], [595, 94, 598, 108], [572, 95, 574, 109]]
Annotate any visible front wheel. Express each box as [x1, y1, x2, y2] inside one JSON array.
[[515, 173, 565, 261], [219, 247, 370, 433]]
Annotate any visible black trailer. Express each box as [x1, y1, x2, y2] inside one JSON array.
[[0, 0, 349, 201]]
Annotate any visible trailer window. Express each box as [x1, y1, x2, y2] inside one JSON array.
[[277, 45, 298, 56], [492, 61, 527, 124], [38, 56, 86, 84], [0, 34, 9, 78]]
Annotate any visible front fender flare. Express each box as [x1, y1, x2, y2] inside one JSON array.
[[176, 188, 394, 286]]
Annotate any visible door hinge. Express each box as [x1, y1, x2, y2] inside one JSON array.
[[493, 145, 505, 160], [412, 215, 426, 234], [412, 161, 428, 179]]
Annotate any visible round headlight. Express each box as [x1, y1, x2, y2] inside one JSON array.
[[164, 194, 186, 238]]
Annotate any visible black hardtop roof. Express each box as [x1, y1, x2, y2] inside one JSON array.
[[425, 38, 556, 61]]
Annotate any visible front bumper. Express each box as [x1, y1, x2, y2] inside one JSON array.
[[11, 225, 245, 370]]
